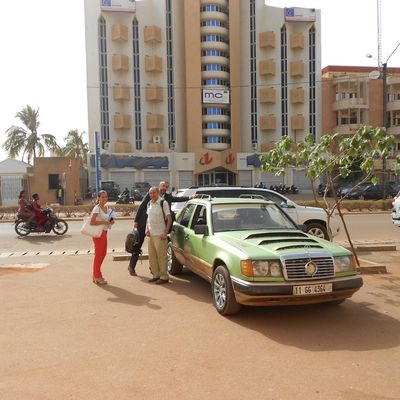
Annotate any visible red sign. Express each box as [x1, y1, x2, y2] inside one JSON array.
[[225, 153, 235, 164], [199, 152, 213, 165]]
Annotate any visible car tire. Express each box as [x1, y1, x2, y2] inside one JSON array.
[[305, 223, 329, 240], [212, 265, 241, 315], [167, 242, 183, 275]]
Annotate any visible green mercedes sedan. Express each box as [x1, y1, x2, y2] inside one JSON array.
[[167, 198, 363, 315]]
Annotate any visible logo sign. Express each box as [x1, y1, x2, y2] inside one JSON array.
[[100, 0, 136, 12], [202, 89, 230, 104], [225, 153, 235, 165], [284, 7, 316, 22], [199, 152, 213, 165]]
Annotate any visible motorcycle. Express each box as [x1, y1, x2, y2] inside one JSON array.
[[290, 185, 299, 194], [116, 193, 135, 204], [15, 207, 68, 236]]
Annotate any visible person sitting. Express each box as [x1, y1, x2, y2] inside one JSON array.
[[18, 190, 35, 226], [31, 193, 48, 230]]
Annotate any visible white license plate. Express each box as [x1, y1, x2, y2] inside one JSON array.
[[293, 283, 332, 296]]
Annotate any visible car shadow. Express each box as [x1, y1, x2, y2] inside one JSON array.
[[98, 284, 161, 310], [16, 234, 72, 245], [226, 300, 400, 352]]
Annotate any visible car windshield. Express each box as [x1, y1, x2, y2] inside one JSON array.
[[211, 203, 297, 232]]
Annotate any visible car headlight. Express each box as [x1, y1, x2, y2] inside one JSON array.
[[334, 256, 355, 272], [241, 260, 283, 277]]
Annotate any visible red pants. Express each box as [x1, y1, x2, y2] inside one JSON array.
[[92, 230, 107, 278], [35, 211, 47, 227]]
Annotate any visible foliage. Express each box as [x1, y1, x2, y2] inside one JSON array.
[[61, 130, 89, 164], [2, 105, 61, 163], [260, 126, 400, 266]]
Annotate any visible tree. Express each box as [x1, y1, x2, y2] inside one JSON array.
[[2, 105, 61, 163], [260, 126, 400, 266], [60, 130, 89, 164]]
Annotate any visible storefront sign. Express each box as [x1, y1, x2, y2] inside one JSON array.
[[202, 89, 230, 104], [100, 0, 136, 12]]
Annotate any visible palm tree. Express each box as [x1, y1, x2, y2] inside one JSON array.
[[2, 105, 61, 163], [61, 130, 89, 164]]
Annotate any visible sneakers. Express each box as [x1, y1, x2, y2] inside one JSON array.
[[128, 266, 137, 276], [148, 277, 160, 283], [155, 279, 169, 285]]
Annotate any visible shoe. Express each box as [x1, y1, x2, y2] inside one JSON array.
[[155, 279, 169, 285], [148, 277, 160, 283], [128, 266, 137, 276], [93, 277, 108, 285]]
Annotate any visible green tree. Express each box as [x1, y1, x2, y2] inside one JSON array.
[[260, 126, 400, 266], [60, 130, 89, 164], [2, 105, 61, 163]]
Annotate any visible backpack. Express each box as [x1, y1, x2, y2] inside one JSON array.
[[125, 229, 140, 254], [147, 199, 175, 234]]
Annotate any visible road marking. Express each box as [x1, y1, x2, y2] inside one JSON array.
[[0, 248, 126, 258]]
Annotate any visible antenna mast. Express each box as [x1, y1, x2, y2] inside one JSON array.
[[377, 0, 382, 66]]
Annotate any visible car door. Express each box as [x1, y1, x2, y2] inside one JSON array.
[[170, 203, 196, 266], [183, 205, 213, 281]]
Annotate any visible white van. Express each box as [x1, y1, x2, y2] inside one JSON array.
[[391, 192, 400, 226], [172, 186, 341, 240]]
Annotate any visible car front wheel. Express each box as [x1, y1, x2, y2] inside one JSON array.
[[167, 242, 183, 275], [212, 265, 241, 315], [305, 222, 329, 240]]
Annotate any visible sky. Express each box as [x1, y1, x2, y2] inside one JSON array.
[[0, 0, 399, 162]]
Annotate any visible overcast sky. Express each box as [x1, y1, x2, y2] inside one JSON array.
[[0, 0, 399, 162]]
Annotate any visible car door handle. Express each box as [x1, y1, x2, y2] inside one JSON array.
[[184, 234, 190, 241]]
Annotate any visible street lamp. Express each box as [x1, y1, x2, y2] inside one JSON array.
[[367, 41, 400, 198]]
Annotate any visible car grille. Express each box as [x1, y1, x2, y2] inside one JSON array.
[[281, 253, 334, 281]]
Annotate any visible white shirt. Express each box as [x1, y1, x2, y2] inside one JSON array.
[[92, 204, 111, 231], [146, 198, 170, 236]]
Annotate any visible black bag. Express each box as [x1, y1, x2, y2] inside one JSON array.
[[125, 229, 140, 254]]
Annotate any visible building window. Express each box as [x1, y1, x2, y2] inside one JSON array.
[[250, 0, 258, 145], [132, 19, 142, 150], [166, 0, 176, 150], [309, 25, 316, 139], [98, 17, 110, 148], [48, 174, 60, 190], [280, 25, 288, 136]]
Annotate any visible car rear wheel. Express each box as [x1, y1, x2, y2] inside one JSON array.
[[305, 223, 329, 240], [212, 265, 241, 315], [167, 242, 183, 275]]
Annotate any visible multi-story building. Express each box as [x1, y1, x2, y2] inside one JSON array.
[[322, 65, 400, 181], [84, 0, 321, 189]]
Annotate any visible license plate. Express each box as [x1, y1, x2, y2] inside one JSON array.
[[293, 283, 332, 296]]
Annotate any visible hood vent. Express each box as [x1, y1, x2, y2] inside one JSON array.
[[276, 244, 324, 251], [258, 238, 319, 246], [245, 231, 309, 240]]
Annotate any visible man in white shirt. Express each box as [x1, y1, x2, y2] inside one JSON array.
[[145, 186, 172, 284]]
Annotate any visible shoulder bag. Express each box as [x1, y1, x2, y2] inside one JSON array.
[[81, 217, 103, 238]]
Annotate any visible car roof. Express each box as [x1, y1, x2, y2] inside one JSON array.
[[188, 197, 275, 206]]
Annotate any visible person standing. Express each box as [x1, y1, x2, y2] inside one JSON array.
[[90, 190, 115, 285], [146, 187, 172, 284], [56, 185, 64, 205], [128, 181, 190, 276]]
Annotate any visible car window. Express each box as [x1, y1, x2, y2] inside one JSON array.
[[190, 205, 207, 229], [256, 190, 286, 205], [176, 204, 196, 227]]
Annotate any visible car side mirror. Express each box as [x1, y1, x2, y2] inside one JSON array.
[[281, 200, 295, 208], [194, 224, 209, 235]]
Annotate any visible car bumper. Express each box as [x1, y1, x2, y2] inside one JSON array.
[[231, 275, 363, 306]]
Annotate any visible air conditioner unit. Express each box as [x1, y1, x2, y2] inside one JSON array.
[[104, 142, 110, 151], [153, 135, 162, 144]]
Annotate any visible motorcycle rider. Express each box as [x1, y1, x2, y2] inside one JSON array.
[[31, 193, 49, 231], [18, 190, 35, 226]]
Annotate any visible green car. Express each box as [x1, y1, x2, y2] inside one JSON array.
[[167, 198, 363, 315]]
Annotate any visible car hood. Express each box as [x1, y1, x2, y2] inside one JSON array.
[[215, 229, 346, 257]]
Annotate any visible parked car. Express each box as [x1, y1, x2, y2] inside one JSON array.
[[172, 186, 341, 240], [167, 198, 363, 315], [347, 183, 398, 200], [100, 181, 120, 200], [391, 191, 400, 226]]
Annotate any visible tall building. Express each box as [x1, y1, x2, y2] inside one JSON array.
[[84, 0, 321, 189]]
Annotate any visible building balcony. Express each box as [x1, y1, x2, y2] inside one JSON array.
[[111, 24, 128, 43], [290, 61, 304, 77], [204, 142, 230, 151], [202, 114, 230, 124], [290, 88, 304, 104], [260, 142, 277, 152], [146, 114, 164, 130], [200, 11, 228, 23], [113, 85, 130, 101], [147, 143, 165, 153], [333, 98, 367, 110], [201, 41, 229, 52], [259, 87, 276, 103], [114, 114, 131, 129], [259, 60, 276, 76], [203, 128, 230, 137], [114, 141, 132, 153], [144, 25, 162, 44], [202, 70, 230, 80], [333, 124, 363, 135], [386, 126, 400, 136], [201, 55, 229, 66], [145, 86, 163, 102], [291, 115, 305, 130], [145, 55, 163, 73], [387, 100, 400, 112], [290, 32, 304, 49], [200, 0, 227, 7], [200, 26, 229, 38], [259, 31, 275, 48], [260, 115, 276, 130], [112, 55, 129, 72]]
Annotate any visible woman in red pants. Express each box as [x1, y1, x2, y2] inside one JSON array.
[[90, 190, 115, 285], [31, 193, 48, 230]]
